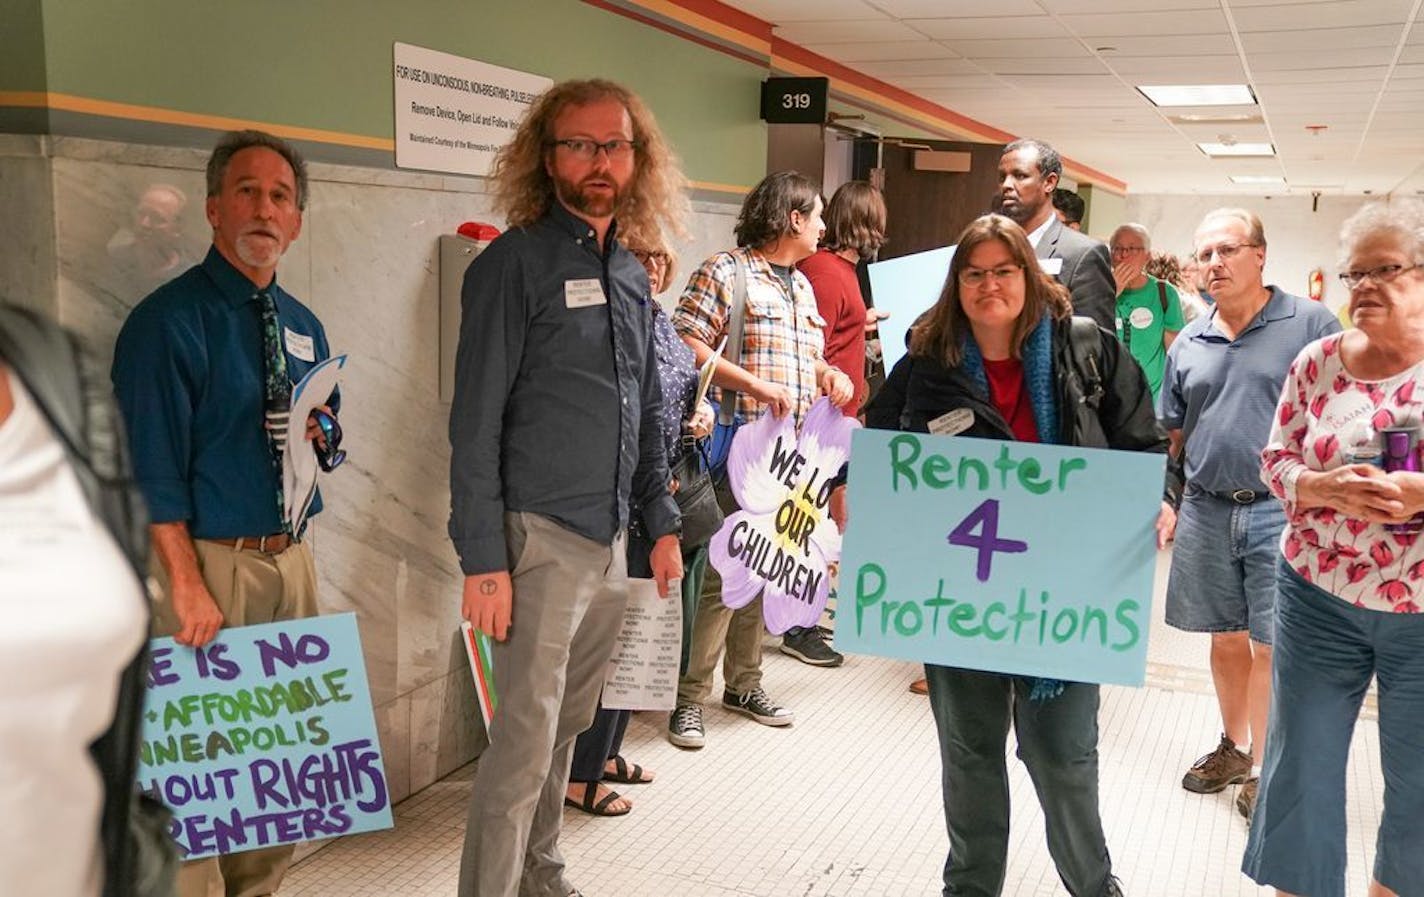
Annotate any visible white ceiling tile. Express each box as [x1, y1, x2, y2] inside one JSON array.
[[908, 16, 1069, 40], [940, 37, 1095, 58], [1060, 9, 1231, 37], [868, 0, 1047, 15], [1230, 0, 1416, 30], [1241, 24, 1405, 54], [802, 40, 959, 61], [1106, 55, 1249, 78], [1252, 65, 1388, 84], [1041, 0, 1218, 11], [1397, 44, 1424, 64], [730, 0, 883, 24], [884, 73, 1008, 90], [850, 57, 988, 77], [978, 57, 1112, 75], [1249, 46, 1397, 70], [776, 19, 929, 43], [1100, 34, 1240, 55]]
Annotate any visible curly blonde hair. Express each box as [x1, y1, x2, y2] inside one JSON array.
[[490, 79, 690, 243]]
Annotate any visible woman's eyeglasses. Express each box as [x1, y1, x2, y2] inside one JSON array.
[[959, 265, 1024, 287]]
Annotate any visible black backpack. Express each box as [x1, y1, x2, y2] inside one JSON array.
[[0, 302, 178, 897]]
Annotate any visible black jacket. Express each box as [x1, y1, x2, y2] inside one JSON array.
[[867, 317, 1179, 500]]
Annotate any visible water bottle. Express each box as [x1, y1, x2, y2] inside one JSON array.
[[1381, 427, 1424, 534]]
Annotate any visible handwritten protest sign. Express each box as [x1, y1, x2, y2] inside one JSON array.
[[834, 431, 1164, 686], [709, 397, 858, 634], [137, 613, 392, 858]]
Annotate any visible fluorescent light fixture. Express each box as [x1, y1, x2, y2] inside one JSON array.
[[1229, 175, 1285, 184], [1138, 84, 1256, 107], [1198, 142, 1276, 157]]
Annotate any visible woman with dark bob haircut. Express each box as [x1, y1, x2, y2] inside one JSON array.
[[855, 213, 1177, 897]]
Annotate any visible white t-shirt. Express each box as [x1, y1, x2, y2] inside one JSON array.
[[0, 368, 147, 897]]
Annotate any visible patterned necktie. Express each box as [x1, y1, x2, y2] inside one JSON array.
[[257, 290, 291, 534]]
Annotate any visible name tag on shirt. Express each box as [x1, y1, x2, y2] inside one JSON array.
[[1040, 258, 1064, 276], [564, 278, 608, 308], [929, 408, 975, 436], [283, 326, 316, 362]]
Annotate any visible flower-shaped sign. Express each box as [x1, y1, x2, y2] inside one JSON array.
[[708, 397, 859, 634]]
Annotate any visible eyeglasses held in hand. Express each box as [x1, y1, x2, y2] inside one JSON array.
[[547, 138, 639, 161], [1338, 263, 1422, 289], [959, 265, 1024, 287], [1194, 242, 1258, 265], [311, 408, 347, 472]]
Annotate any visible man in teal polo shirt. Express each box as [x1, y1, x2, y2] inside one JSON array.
[[1111, 223, 1184, 398], [112, 129, 337, 897]]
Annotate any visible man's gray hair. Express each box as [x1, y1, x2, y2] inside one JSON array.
[[1338, 199, 1424, 268], [1111, 223, 1152, 250], [1196, 207, 1266, 248], [206, 129, 309, 211], [1003, 138, 1062, 180]]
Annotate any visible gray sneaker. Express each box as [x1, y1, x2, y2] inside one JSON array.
[[668, 702, 705, 749], [721, 687, 794, 726]]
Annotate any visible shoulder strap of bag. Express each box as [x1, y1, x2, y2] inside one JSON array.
[[717, 259, 749, 427], [1156, 278, 1169, 313], [1067, 316, 1105, 410]]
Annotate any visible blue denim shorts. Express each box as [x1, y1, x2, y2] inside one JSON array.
[[1243, 560, 1424, 897], [1165, 489, 1285, 644]]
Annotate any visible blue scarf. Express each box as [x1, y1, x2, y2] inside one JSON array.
[[961, 316, 1066, 702]]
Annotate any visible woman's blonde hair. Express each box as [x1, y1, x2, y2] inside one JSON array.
[[490, 79, 690, 243], [909, 214, 1071, 365]]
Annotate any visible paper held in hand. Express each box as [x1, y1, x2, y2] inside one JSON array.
[[602, 578, 681, 711], [693, 336, 728, 408], [283, 354, 347, 535]]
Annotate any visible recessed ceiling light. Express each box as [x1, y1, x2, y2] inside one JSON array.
[[1198, 142, 1276, 157], [1138, 84, 1256, 107], [1230, 175, 1285, 184], [1168, 112, 1263, 124]]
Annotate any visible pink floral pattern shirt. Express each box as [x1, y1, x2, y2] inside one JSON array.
[[1262, 333, 1424, 613]]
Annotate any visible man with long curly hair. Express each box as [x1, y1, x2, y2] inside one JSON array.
[[448, 79, 687, 897]]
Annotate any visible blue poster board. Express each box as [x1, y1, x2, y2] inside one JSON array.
[[137, 613, 393, 858], [834, 431, 1165, 686], [866, 246, 954, 374]]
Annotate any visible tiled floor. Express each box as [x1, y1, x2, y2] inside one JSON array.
[[284, 551, 1385, 896]]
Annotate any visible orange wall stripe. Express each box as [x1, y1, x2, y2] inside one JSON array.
[[0, 91, 393, 152]]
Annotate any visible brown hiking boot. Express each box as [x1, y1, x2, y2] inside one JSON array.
[[1236, 777, 1259, 821], [1181, 734, 1252, 794]]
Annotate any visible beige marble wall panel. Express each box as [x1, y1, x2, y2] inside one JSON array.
[[0, 139, 58, 315]]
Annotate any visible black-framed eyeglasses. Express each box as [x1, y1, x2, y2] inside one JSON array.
[[547, 138, 638, 161], [1194, 242, 1259, 265], [959, 265, 1024, 287], [1339, 263, 1423, 289]]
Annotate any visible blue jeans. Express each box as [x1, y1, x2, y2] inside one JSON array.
[[1243, 559, 1424, 896], [925, 665, 1115, 897], [1166, 490, 1284, 644]]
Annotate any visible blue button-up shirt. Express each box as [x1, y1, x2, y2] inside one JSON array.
[[1158, 285, 1339, 493], [112, 246, 334, 538], [448, 203, 679, 575]]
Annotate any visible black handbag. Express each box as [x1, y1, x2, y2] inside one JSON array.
[[672, 445, 724, 548]]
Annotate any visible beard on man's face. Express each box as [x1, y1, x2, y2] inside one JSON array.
[[554, 173, 623, 218]]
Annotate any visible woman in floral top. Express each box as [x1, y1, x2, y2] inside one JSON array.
[[1245, 201, 1424, 897]]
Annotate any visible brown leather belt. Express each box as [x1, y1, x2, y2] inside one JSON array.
[[204, 534, 292, 554]]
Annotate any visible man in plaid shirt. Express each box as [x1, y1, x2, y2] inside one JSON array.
[[669, 171, 854, 749]]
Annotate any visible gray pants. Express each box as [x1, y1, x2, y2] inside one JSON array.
[[458, 512, 628, 897]]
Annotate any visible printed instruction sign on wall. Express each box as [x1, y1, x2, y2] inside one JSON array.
[[137, 613, 392, 858], [834, 431, 1164, 686], [393, 42, 552, 177]]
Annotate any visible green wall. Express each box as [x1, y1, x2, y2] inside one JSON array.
[[23, 0, 768, 187]]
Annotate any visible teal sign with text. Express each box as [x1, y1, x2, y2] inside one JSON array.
[[137, 613, 392, 858], [834, 431, 1164, 686]]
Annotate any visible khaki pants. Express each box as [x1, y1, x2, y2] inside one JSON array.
[[678, 481, 763, 704], [458, 513, 629, 897], [151, 538, 319, 897]]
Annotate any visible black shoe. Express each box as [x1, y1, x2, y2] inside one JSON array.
[[667, 702, 705, 748], [779, 626, 844, 667], [1103, 875, 1125, 897], [721, 687, 794, 726]]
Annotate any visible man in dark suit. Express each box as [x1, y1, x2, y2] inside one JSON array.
[[996, 138, 1115, 329]]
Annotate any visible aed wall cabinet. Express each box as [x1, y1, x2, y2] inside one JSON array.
[[438, 234, 488, 403], [761, 77, 829, 125]]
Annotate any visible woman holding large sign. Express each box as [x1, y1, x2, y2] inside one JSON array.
[[1245, 201, 1424, 897], [861, 214, 1174, 897]]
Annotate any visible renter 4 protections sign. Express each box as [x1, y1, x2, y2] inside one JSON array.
[[835, 431, 1165, 686]]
